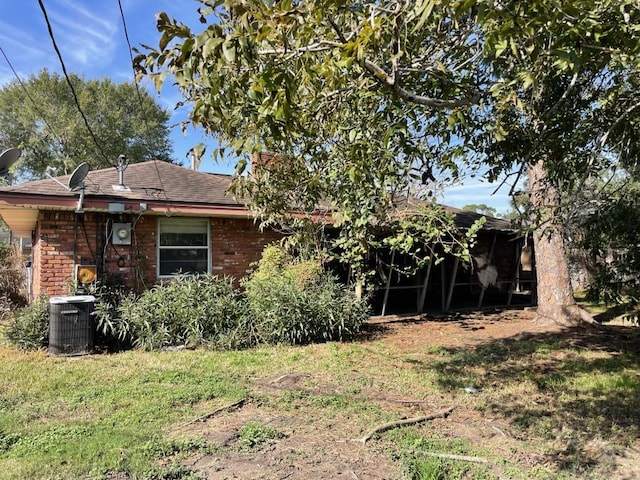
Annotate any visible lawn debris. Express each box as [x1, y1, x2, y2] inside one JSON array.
[[354, 406, 455, 444], [180, 398, 247, 427], [414, 451, 490, 464]]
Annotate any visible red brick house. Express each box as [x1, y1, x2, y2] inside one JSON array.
[[0, 160, 281, 297], [0, 159, 534, 313]]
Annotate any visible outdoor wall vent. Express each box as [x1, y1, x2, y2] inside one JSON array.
[[108, 203, 125, 213]]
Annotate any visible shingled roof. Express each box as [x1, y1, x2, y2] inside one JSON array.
[[0, 160, 513, 236], [0, 160, 241, 206], [444, 205, 512, 231]]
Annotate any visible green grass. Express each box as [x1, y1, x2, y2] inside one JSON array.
[[237, 421, 286, 451], [0, 348, 251, 479], [1, 320, 639, 480]]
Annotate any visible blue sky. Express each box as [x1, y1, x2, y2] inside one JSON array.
[[0, 0, 510, 212]]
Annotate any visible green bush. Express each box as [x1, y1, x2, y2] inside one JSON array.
[[6, 296, 49, 351], [95, 247, 368, 351], [95, 274, 248, 351], [243, 245, 368, 345], [0, 241, 27, 314], [90, 276, 137, 350]]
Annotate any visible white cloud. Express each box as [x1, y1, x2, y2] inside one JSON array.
[[0, 18, 53, 84], [46, 0, 119, 69]]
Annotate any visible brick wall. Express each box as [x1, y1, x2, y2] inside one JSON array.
[[31, 211, 282, 297], [211, 217, 282, 281], [34, 211, 88, 297]]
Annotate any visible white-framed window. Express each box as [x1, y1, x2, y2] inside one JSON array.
[[157, 218, 210, 277]]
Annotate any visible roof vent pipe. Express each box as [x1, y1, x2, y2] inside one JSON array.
[[112, 155, 131, 192], [117, 155, 127, 186]]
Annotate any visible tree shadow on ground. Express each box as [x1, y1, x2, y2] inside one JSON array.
[[591, 303, 639, 325], [404, 322, 640, 475]]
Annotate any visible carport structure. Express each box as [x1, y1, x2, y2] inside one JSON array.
[[369, 208, 536, 316]]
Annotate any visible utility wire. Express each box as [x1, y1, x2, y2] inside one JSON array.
[[0, 44, 64, 149], [117, 0, 169, 200], [0, 43, 100, 188], [37, 0, 111, 166], [117, 0, 152, 136]]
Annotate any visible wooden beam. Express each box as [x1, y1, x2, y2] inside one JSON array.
[[445, 257, 459, 313], [418, 253, 434, 313], [381, 250, 396, 317]]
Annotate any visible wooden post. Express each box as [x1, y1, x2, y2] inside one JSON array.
[[418, 253, 434, 313], [381, 250, 396, 317], [477, 233, 498, 308], [507, 238, 523, 306], [440, 260, 446, 312], [445, 257, 459, 313]]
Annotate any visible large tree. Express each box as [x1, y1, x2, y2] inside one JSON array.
[[136, 0, 640, 323], [0, 69, 173, 179], [476, 1, 640, 323]]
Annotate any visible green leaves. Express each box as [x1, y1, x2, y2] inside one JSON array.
[[136, 0, 640, 293], [411, 0, 435, 33], [221, 39, 237, 63]]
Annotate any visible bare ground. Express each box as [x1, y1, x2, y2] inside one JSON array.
[[175, 309, 640, 480]]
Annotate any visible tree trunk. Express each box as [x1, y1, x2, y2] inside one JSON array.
[[528, 160, 594, 325]]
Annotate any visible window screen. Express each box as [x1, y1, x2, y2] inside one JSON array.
[[158, 218, 210, 276]]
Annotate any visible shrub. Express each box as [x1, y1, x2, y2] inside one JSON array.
[[6, 296, 49, 351], [95, 247, 368, 351], [238, 421, 286, 451], [243, 245, 368, 345], [0, 241, 27, 313], [0, 294, 11, 324], [90, 275, 137, 350], [95, 274, 247, 351]]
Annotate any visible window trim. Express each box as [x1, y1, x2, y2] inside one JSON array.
[[156, 217, 211, 278]]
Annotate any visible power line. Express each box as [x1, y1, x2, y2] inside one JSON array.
[[0, 42, 102, 189], [117, 0, 152, 137], [117, 0, 168, 200], [0, 44, 65, 150], [37, 0, 111, 166]]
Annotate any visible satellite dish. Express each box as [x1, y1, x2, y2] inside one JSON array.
[[68, 162, 90, 190], [0, 148, 21, 176]]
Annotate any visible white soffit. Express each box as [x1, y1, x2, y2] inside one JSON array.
[[0, 208, 38, 237]]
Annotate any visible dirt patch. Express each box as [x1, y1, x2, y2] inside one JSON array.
[[367, 308, 556, 347], [177, 309, 640, 480], [181, 402, 400, 479]]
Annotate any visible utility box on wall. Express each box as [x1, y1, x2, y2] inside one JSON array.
[[112, 223, 132, 245], [48, 295, 96, 356]]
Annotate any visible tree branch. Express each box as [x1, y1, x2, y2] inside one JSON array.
[[326, 17, 481, 109], [409, 451, 490, 464], [362, 59, 480, 108], [598, 99, 640, 149], [354, 406, 455, 444]]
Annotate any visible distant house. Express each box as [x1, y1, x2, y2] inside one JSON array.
[[0, 161, 281, 297], [0, 160, 534, 313]]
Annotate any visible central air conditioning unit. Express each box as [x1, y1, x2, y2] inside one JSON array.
[[75, 265, 97, 286], [112, 223, 132, 245]]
